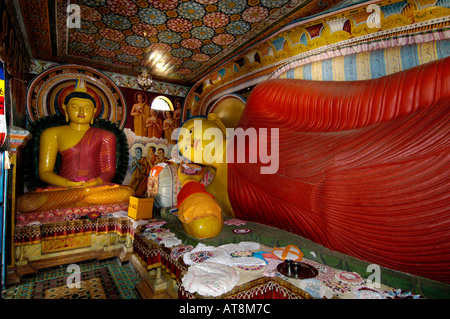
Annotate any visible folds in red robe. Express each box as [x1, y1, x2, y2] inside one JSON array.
[[227, 57, 450, 283], [58, 127, 117, 183]]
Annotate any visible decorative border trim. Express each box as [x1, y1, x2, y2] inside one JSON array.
[[30, 60, 190, 98], [271, 17, 450, 78]]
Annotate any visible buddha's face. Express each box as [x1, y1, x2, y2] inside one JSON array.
[[178, 118, 225, 166], [64, 97, 96, 125]]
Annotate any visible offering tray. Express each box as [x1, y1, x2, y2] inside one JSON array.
[[277, 260, 318, 279]]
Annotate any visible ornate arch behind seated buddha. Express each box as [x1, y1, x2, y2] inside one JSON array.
[[26, 64, 127, 129]]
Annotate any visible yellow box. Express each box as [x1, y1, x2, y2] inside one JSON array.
[[128, 196, 154, 220]]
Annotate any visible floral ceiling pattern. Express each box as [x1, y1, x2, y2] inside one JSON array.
[[19, 0, 344, 85]]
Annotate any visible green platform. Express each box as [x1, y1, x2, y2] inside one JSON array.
[[158, 207, 450, 299]]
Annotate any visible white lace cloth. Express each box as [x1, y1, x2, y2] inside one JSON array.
[[183, 242, 266, 267], [182, 243, 230, 266], [181, 242, 270, 297], [160, 236, 182, 247], [181, 262, 240, 297]]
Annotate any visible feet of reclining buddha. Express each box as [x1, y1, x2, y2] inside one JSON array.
[[177, 162, 223, 239], [181, 213, 223, 239]]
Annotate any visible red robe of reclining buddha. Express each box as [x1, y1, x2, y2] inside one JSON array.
[[227, 57, 450, 283]]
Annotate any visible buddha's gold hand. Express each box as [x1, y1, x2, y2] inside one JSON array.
[[65, 180, 87, 187], [66, 177, 102, 188], [83, 177, 103, 187]]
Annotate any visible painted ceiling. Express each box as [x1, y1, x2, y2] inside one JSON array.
[[18, 0, 349, 86]]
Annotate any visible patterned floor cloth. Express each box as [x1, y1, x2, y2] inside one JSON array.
[[2, 258, 141, 299]]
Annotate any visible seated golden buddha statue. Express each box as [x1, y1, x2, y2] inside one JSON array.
[[17, 80, 134, 214]]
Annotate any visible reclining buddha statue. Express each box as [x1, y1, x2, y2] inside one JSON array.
[[17, 79, 135, 214], [173, 58, 449, 283]]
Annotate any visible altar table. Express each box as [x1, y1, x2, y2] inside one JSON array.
[[131, 214, 427, 299]]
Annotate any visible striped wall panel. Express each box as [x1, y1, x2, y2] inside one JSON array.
[[278, 40, 449, 81]]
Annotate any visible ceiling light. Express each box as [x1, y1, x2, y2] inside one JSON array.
[[137, 68, 153, 90]]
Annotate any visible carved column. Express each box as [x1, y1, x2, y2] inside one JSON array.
[[8, 127, 31, 271]]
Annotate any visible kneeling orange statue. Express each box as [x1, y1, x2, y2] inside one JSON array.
[[18, 80, 134, 214]]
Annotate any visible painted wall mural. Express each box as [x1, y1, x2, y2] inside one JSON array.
[[120, 86, 183, 196], [183, 0, 450, 121]]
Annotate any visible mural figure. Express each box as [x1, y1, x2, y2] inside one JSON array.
[[155, 147, 169, 164], [145, 109, 163, 138], [134, 145, 158, 196], [129, 145, 148, 192], [173, 99, 182, 128], [146, 146, 157, 168], [163, 111, 176, 144], [130, 92, 149, 136], [17, 79, 134, 213]]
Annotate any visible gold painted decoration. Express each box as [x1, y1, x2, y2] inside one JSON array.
[[41, 234, 91, 254]]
